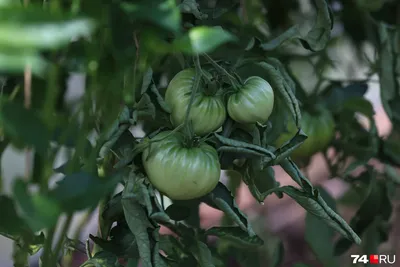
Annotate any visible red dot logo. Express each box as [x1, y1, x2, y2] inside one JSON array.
[[369, 255, 379, 264]]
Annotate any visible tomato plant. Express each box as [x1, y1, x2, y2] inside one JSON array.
[[0, 1, 399, 267]]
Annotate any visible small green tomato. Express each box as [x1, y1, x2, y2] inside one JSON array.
[[142, 131, 221, 200], [227, 76, 274, 124]]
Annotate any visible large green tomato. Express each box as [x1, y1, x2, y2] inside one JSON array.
[[165, 69, 227, 136], [227, 76, 274, 124], [276, 108, 335, 159], [142, 131, 221, 200]]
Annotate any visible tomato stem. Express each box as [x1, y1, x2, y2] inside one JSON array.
[[202, 53, 242, 90]]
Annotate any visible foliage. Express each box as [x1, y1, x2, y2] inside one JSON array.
[[0, 0, 399, 267]]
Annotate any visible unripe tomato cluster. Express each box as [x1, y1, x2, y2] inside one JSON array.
[[142, 69, 275, 200], [142, 68, 334, 200]]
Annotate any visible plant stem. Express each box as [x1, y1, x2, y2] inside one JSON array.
[[202, 53, 241, 90], [52, 214, 73, 266]]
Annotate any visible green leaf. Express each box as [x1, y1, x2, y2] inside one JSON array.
[[238, 161, 280, 203], [260, 25, 301, 51], [0, 102, 50, 155], [0, 51, 46, 75], [342, 98, 375, 118], [334, 173, 391, 255], [90, 223, 139, 258], [141, 68, 154, 95], [121, 175, 169, 267], [205, 226, 264, 248], [256, 61, 301, 128], [173, 26, 237, 54], [165, 204, 191, 221], [80, 251, 122, 267], [279, 158, 314, 193], [121, 0, 181, 34], [0, 7, 95, 50], [214, 133, 276, 160], [273, 129, 308, 164], [298, 0, 333, 52], [200, 182, 258, 237], [361, 218, 388, 267], [378, 23, 400, 127], [13, 179, 61, 232], [189, 241, 215, 267], [49, 171, 123, 212], [279, 186, 361, 245], [322, 83, 368, 113], [0, 195, 29, 236], [305, 187, 339, 267], [179, 0, 208, 19], [259, 0, 333, 52]]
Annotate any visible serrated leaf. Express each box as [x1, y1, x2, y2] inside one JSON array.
[[90, 224, 139, 258], [256, 61, 301, 128], [279, 158, 314, 193], [214, 133, 275, 160], [278, 186, 361, 245], [173, 26, 237, 54], [205, 226, 264, 248], [238, 161, 280, 203], [298, 0, 333, 52], [260, 25, 301, 51], [200, 183, 257, 236], [273, 129, 308, 164], [305, 187, 339, 267]]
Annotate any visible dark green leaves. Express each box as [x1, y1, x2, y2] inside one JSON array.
[[305, 188, 339, 267], [214, 133, 276, 160], [298, 0, 333, 52], [121, 0, 181, 34], [49, 171, 123, 212], [0, 102, 50, 155], [280, 186, 361, 245], [377, 23, 400, 128], [260, 0, 333, 52], [0, 7, 95, 50], [201, 183, 262, 244], [173, 26, 237, 54], [205, 227, 264, 248], [13, 179, 61, 232], [0, 196, 29, 236]]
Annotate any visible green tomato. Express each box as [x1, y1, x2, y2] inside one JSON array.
[[227, 76, 274, 124], [276, 108, 335, 159], [165, 69, 227, 136], [142, 131, 221, 200]]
